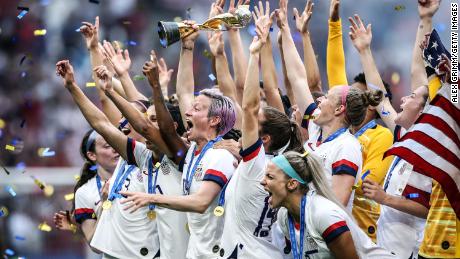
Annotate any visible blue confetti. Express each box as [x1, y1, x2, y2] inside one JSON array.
[[406, 193, 419, 199], [381, 107, 391, 116], [15, 235, 26, 241], [20, 71, 27, 78], [5, 186, 17, 197], [208, 73, 216, 81], [361, 170, 370, 180], [5, 248, 14, 256], [75, 27, 81, 32], [17, 10, 28, 19], [0, 129, 3, 138], [128, 40, 137, 46], [89, 165, 98, 171], [176, 149, 184, 157], [16, 162, 26, 171], [247, 24, 256, 36], [269, 27, 273, 32]]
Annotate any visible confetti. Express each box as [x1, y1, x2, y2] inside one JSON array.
[[0, 206, 9, 217], [367, 83, 381, 91], [406, 193, 419, 199], [128, 40, 137, 46], [2, 166, 11, 175], [75, 27, 81, 32], [381, 107, 391, 116], [44, 185, 54, 197], [5, 145, 15, 151], [86, 82, 96, 87], [133, 75, 145, 81], [16, 162, 26, 171], [202, 50, 212, 59], [15, 236, 26, 241], [74, 174, 81, 181], [38, 147, 55, 157], [19, 55, 27, 66], [90, 165, 98, 171], [247, 24, 256, 37], [391, 72, 400, 85], [394, 5, 405, 11], [303, 115, 316, 120], [17, 10, 28, 19], [208, 73, 216, 81], [38, 222, 52, 232], [361, 170, 370, 180], [122, 21, 131, 25], [64, 193, 75, 201], [4, 249, 14, 256], [20, 119, 26, 128], [5, 186, 17, 197], [0, 119, 5, 128], [176, 149, 184, 157], [33, 29, 47, 36], [20, 71, 27, 78]]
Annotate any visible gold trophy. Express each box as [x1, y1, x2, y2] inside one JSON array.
[[158, 5, 252, 48]]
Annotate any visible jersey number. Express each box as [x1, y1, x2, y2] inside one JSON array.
[[253, 196, 277, 237]]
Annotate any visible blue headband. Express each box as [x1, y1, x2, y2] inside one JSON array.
[[85, 130, 99, 153], [272, 155, 306, 184]]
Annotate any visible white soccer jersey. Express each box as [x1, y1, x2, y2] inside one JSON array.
[[377, 125, 431, 259], [277, 191, 396, 259], [127, 139, 189, 259], [302, 103, 362, 211], [74, 176, 103, 224], [90, 156, 160, 259], [219, 139, 283, 259], [181, 141, 236, 259]]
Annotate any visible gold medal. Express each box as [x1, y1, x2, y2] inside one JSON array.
[[102, 200, 112, 210], [147, 210, 156, 220], [214, 206, 224, 217]]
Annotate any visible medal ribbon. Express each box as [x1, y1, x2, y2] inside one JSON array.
[[383, 157, 402, 191], [354, 120, 377, 138], [322, 127, 347, 144], [288, 195, 306, 259], [108, 160, 136, 201], [148, 155, 162, 211]]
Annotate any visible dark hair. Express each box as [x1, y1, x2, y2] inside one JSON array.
[[222, 128, 242, 142], [166, 103, 186, 136], [343, 87, 383, 127], [353, 73, 392, 102], [72, 130, 98, 211], [261, 106, 304, 154]]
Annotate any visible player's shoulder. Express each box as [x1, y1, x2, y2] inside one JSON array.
[[209, 147, 234, 158], [309, 193, 345, 219], [75, 177, 96, 199]]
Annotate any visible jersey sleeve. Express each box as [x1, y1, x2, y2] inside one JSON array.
[[74, 187, 96, 224], [238, 139, 267, 180], [202, 149, 236, 188], [327, 19, 348, 88], [313, 200, 350, 244], [403, 171, 432, 209], [331, 140, 362, 178], [126, 137, 150, 169]]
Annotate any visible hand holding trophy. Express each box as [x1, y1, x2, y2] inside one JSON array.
[[158, 5, 252, 47]]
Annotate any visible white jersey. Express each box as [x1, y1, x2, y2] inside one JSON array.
[[219, 139, 283, 259], [182, 141, 236, 259], [377, 126, 431, 259], [128, 139, 189, 259], [303, 103, 362, 211], [277, 191, 396, 259], [74, 176, 103, 224], [90, 156, 160, 259]]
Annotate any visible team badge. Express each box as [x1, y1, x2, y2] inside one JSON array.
[[194, 163, 203, 180], [136, 170, 144, 183]]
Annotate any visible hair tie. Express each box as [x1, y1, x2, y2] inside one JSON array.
[[341, 85, 351, 108], [85, 130, 100, 153], [301, 151, 309, 158]]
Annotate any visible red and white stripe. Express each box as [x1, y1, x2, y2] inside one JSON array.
[[384, 84, 460, 220]]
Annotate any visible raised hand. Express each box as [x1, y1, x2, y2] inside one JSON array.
[[249, 14, 270, 54], [208, 32, 225, 56], [53, 210, 74, 231], [253, 1, 273, 43], [293, 0, 314, 33], [209, 0, 225, 18], [418, 0, 440, 19], [80, 16, 99, 50], [181, 20, 200, 50], [228, 0, 250, 14], [439, 54, 452, 84], [274, 0, 289, 29], [101, 40, 131, 76], [329, 0, 340, 22], [143, 50, 160, 87], [56, 60, 76, 87], [348, 14, 372, 53], [157, 57, 174, 93], [94, 65, 114, 92]]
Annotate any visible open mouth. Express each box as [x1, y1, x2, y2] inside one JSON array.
[[185, 119, 194, 136]]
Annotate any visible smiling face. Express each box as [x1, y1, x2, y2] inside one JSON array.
[[261, 161, 291, 209], [313, 86, 344, 126], [184, 94, 217, 142], [93, 135, 119, 173], [394, 86, 428, 129]]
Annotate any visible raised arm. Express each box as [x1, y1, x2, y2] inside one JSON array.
[[147, 51, 188, 164], [277, 32, 295, 106], [256, 1, 285, 113], [102, 41, 148, 102], [158, 57, 174, 100], [411, 0, 440, 91], [56, 60, 129, 161], [276, 0, 314, 114], [327, 0, 348, 87], [294, 0, 321, 93], [241, 12, 268, 149], [176, 22, 199, 127], [94, 65, 173, 157], [348, 15, 397, 132], [226, 0, 249, 105], [79, 17, 122, 126], [208, 32, 243, 129]]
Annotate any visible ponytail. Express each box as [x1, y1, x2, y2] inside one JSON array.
[[344, 87, 383, 127], [287, 120, 304, 153]]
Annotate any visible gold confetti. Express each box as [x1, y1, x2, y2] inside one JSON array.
[[0, 206, 9, 217], [38, 222, 52, 232], [5, 145, 15, 151], [391, 72, 400, 85], [394, 5, 405, 11], [74, 174, 80, 181], [86, 82, 96, 87], [44, 185, 54, 197], [64, 193, 75, 201], [33, 29, 47, 36], [133, 75, 145, 81], [303, 115, 316, 120], [0, 119, 5, 129]]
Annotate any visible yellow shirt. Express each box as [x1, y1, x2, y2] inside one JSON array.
[[352, 124, 393, 242], [418, 180, 460, 258], [327, 19, 348, 87]]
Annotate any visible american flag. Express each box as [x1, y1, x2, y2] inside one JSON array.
[[384, 84, 460, 219], [423, 29, 451, 76]]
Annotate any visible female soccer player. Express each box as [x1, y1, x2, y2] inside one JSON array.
[[262, 151, 396, 258]]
